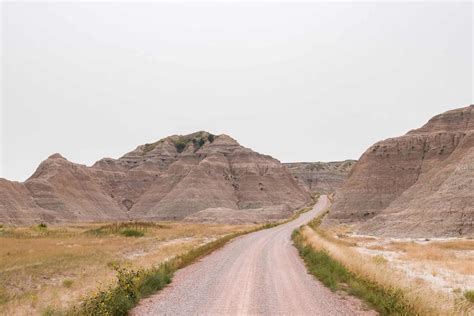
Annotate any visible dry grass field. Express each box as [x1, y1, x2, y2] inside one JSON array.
[[0, 222, 255, 315], [309, 224, 474, 314]]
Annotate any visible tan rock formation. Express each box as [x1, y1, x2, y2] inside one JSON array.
[[0, 132, 311, 225], [284, 161, 356, 194], [326, 105, 474, 237]]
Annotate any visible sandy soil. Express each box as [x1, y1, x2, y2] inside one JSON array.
[[133, 196, 374, 315]]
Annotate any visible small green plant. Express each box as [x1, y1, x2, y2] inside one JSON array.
[[372, 254, 388, 265], [464, 290, 474, 303], [208, 134, 215, 143], [62, 279, 74, 288], [38, 223, 47, 229], [120, 229, 145, 237]]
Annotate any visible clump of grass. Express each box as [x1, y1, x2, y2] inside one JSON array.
[[292, 230, 415, 315], [86, 222, 163, 236], [120, 229, 145, 237], [62, 279, 74, 288], [0, 286, 8, 305], [372, 254, 388, 265], [38, 223, 47, 229], [464, 290, 474, 303]]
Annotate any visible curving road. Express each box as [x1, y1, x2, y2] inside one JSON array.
[[133, 196, 369, 315]]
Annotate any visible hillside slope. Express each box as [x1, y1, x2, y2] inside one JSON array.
[[284, 161, 356, 194], [0, 132, 310, 225], [326, 105, 473, 237]]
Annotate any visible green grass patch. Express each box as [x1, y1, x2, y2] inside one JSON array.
[[292, 230, 415, 315], [120, 229, 145, 237], [85, 222, 165, 237], [62, 279, 74, 288], [464, 290, 474, 303]]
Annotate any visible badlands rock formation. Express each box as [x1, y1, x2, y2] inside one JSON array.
[[326, 105, 474, 237], [284, 161, 356, 194], [0, 132, 311, 225]]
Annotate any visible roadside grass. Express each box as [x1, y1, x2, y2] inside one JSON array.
[[294, 219, 472, 315], [56, 229, 257, 315], [45, 201, 318, 316], [292, 229, 415, 315], [0, 222, 254, 315], [464, 290, 474, 303]]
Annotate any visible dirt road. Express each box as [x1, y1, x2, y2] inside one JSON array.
[[133, 196, 369, 315]]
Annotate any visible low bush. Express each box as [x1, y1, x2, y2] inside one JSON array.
[[120, 229, 145, 237], [62, 279, 74, 288], [464, 290, 474, 303]]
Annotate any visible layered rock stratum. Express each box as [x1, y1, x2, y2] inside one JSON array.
[[284, 161, 356, 194], [0, 132, 311, 225], [326, 105, 474, 237]]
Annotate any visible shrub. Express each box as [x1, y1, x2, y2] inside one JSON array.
[[372, 255, 388, 265], [464, 290, 474, 303], [120, 229, 145, 237], [62, 279, 74, 288], [81, 264, 141, 316], [208, 134, 215, 143], [175, 142, 187, 153], [38, 223, 47, 229]]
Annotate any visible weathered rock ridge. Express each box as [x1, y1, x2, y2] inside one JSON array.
[[284, 161, 356, 194], [326, 105, 474, 237], [0, 132, 311, 225]]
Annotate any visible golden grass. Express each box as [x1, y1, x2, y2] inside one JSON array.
[[367, 240, 474, 276], [301, 227, 472, 315], [0, 222, 254, 315]]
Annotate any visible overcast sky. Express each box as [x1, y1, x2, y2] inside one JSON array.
[[1, 1, 473, 181]]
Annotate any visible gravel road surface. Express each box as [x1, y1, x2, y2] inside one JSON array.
[[133, 196, 371, 315]]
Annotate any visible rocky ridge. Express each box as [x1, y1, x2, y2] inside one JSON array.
[[0, 132, 311, 225], [284, 161, 356, 194], [326, 105, 474, 237]]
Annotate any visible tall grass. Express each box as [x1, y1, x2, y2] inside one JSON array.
[[292, 230, 415, 315], [296, 225, 470, 315]]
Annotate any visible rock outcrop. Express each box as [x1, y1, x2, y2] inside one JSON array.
[[326, 105, 474, 237], [0, 132, 311, 225], [284, 161, 356, 194]]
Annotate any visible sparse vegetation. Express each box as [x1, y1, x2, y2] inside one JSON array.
[[85, 222, 162, 236], [207, 134, 215, 143], [292, 229, 415, 315], [294, 223, 464, 315], [63, 229, 254, 315], [38, 223, 47, 229], [0, 222, 255, 314]]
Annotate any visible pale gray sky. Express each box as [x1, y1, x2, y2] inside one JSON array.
[[1, 1, 473, 181]]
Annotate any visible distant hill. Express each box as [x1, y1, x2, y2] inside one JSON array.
[[0, 132, 311, 225], [326, 105, 474, 237], [284, 161, 356, 194]]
